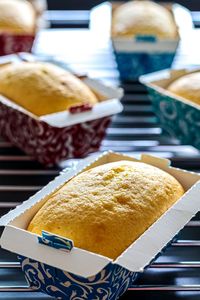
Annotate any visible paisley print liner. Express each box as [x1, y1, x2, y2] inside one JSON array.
[[0, 100, 111, 165], [0, 33, 35, 56], [114, 52, 176, 81], [146, 86, 200, 150], [18, 231, 178, 300], [19, 256, 137, 300]]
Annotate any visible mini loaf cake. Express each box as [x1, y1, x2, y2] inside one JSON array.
[[0, 62, 98, 116], [28, 160, 184, 259], [167, 72, 200, 105], [29, 0, 47, 18], [0, 0, 36, 34], [112, 0, 177, 39]]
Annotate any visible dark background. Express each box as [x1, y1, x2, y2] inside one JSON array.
[[47, 0, 200, 10]]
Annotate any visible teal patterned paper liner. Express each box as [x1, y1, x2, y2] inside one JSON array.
[[90, 1, 193, 81], [38, 231, 74, 253], [111, 4, 180, 81], [147, 86, 200, 149], [109, 1, 194, 81], [114, 52, 176, 81]]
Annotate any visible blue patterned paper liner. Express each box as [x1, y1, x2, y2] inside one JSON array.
[[18, 232, 179, 300], [114, 52, 176, 81], [38, 231, 74, 253], [147, 86, 200, 149], [18, 256, 137, 300]]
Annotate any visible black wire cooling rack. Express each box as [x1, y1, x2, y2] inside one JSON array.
[[0, 10, 200, 300]]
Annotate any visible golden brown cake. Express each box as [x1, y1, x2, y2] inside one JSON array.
[[167, 72, 200, 105], [29, 0, 47, 18], [0, 62, 98, 116], [112, 0, 177, 39], [28, 160, 184, 259], [0, 0, 36, 34]]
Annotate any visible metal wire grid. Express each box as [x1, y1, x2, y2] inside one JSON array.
[[0, 14, 200, 300]]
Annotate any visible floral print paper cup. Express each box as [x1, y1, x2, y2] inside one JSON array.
[[140, 68, 200, 150]]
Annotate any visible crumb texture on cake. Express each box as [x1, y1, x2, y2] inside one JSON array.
[[167, 72, 200, 105], [0, 62, 98, 116], [112, 0, 177, 39], [0, 0, 36, 34], [28, 160, 184, 259]]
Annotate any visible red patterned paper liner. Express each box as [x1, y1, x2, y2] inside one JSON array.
[[0, 33, 35, 56], [0, 101, 111, 166]]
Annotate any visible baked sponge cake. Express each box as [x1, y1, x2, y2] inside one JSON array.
[[0, 0, 36, 34], [28, 160, 184, 259], [167, 72, 200, 106], [112, 0, 177, 39], [0, 62, 98, 116]]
